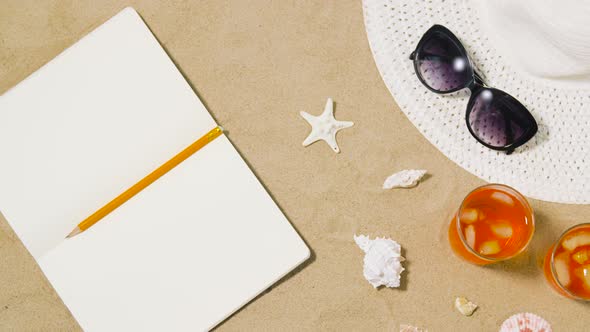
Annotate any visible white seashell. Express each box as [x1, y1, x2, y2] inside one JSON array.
[[400, 324, 428, 332], [383, 169, 427, 189], [354, 234, 405, 288], [454, 296, 478, 316]]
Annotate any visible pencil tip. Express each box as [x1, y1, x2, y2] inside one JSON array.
[[66, 227, 82, 239]]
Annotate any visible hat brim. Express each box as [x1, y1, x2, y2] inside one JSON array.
[[363, 0, 590, 204]]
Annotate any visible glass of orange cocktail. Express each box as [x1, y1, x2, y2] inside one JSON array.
[[543, 223, 590, 300], [448, 184, 535, 265]]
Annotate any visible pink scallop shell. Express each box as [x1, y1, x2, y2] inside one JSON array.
[[499, 313, 552, 332]]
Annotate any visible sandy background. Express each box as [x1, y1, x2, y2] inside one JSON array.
[[1, 1, 589, 331]]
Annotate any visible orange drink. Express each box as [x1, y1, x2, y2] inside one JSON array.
[[543, 223, 590, 300], [448, 184, 535, 265]]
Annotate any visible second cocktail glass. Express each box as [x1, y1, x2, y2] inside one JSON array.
[[543, 223, 590, 301]]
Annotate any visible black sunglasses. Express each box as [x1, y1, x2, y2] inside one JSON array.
[[409, 25, 538, 154]]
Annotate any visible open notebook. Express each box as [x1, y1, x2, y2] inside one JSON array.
[[0, 7, 309, 331]]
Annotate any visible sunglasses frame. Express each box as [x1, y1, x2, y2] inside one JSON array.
[[409, 24, 538, 154]]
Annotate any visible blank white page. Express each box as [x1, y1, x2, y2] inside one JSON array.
[[0, 7, 309, 331], [39, 136, 309, 331], [0, 7, 216, 259]]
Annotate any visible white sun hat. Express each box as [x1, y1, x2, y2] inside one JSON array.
[[362, 0, 590, 204]]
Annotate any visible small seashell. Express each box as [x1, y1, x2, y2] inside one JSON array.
[[499, 312, 552, 332], [354, 234, 405, 288], [399, 324, 427, 332], [383, 169, 427, 189], [454, 296, 478, 316]]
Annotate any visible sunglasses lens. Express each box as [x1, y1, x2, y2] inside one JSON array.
[[415, 32, 472, 92], [468, 88, 537, 148]]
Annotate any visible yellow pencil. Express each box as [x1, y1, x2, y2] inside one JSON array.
[[66, 126, 224, 238]]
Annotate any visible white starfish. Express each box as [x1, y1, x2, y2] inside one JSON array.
[[300, 98, 354, 153]]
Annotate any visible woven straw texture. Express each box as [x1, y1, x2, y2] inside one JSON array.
[[363, 0, 590, 204]]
